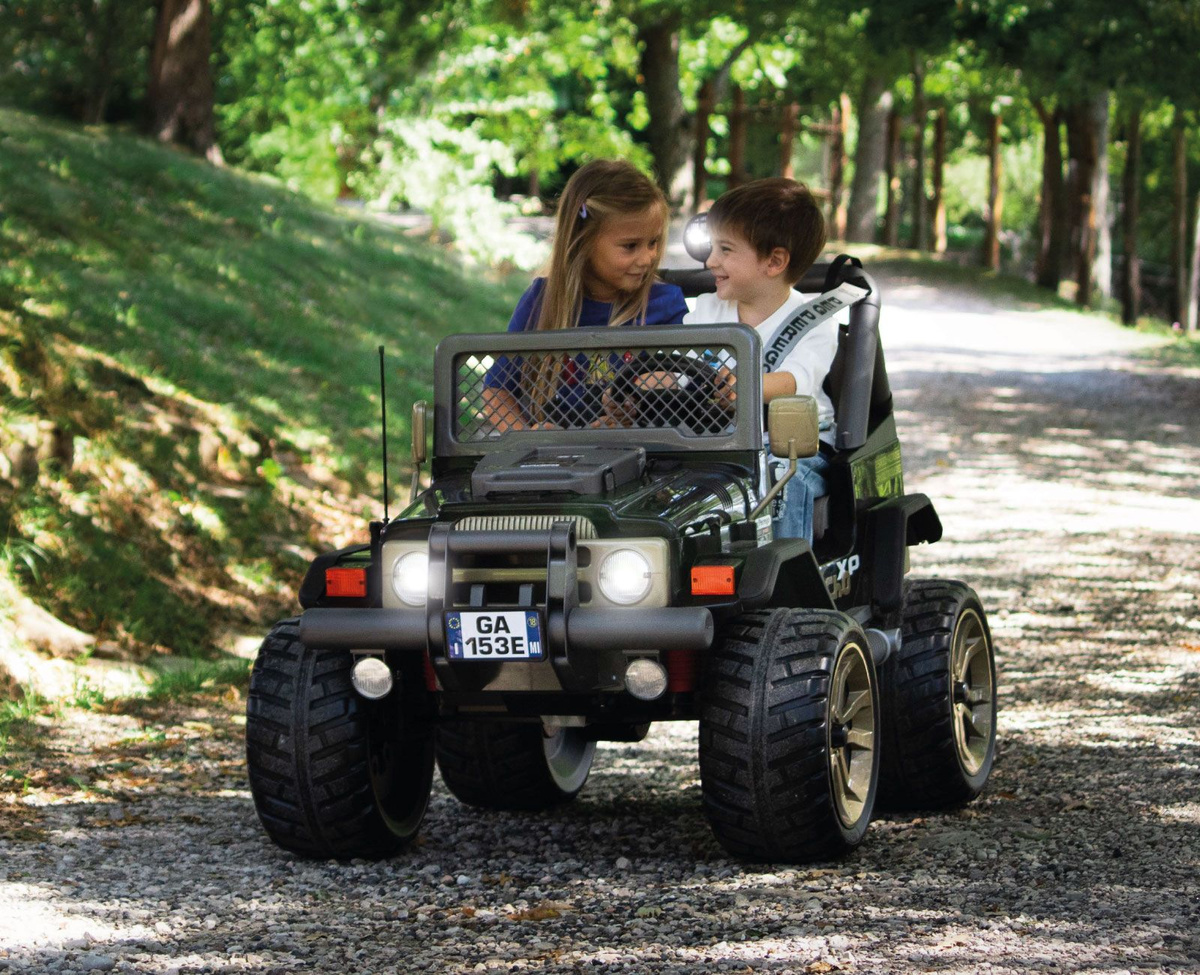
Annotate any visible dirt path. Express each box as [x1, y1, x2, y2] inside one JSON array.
[[2, 271, 1198, 974]]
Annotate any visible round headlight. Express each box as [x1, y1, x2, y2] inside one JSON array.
[[392, 551, 429, 606], [598, 549, 653, 606], [683, 212, 711, 264]]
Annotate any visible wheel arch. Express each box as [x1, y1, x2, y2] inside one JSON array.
[[868, 493, 942, 613], [736, 538, 835, 610]]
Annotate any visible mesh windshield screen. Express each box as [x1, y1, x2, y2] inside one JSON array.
[[454, 343, 741, 442]]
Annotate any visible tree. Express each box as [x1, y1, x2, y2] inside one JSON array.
[[838, 0, 958, 244], [636, 9, 691, 197], [958, 0, 1199, 305], [982, 107, 1004, 272], [0, 0, 154, 124], [1033, 100, 1068, 291], [1120, 99, 1143, 324], [882, 105, 902, 246], [846, 72, 892, 243], [148, 0, 220, 160], [929, 107, 948, 252], [909, 56, 928, 250]]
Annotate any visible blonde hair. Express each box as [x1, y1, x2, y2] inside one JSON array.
[[527, 159, 669, 332]]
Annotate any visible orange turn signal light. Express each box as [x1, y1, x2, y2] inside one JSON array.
[[691, 565, 735, 596], [326, 567, 367, 598]]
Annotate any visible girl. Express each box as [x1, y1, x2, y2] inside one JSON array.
[[483, 159, 687, 431]]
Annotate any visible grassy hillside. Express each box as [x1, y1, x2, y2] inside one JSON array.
[[0, 108, 522, 667]]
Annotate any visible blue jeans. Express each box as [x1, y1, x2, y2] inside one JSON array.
[[771, 453, 830, 543]]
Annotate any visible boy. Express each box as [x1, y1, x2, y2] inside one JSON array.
[[684, 177, 834, 542]]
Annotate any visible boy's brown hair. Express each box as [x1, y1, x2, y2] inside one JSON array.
[[707, 178, 826, 284]]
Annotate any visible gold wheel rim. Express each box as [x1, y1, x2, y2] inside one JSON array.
[[828, 640, 876, 829], [950, 608, 994, 776]]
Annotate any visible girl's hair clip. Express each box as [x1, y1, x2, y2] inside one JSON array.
[[579, 203, 588, 219]]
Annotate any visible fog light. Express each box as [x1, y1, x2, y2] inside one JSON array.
[[351, 656, 393, 699], [624, 658, 668, 701]]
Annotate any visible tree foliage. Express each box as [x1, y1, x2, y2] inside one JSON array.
[[0, 0, 155, 124], [3, 0, 1199, 308]]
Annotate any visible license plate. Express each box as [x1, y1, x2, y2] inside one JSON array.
[[445, 610, 545, 661]]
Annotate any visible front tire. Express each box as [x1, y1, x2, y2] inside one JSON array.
[[245, 618, 435, 859], [878, 580, 997, 810], [699, 609, 880, 863], [436, 721, 596, 810]]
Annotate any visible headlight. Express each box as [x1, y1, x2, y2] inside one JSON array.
[[597, 549, 653, 605], [391, 551, 429, 605]]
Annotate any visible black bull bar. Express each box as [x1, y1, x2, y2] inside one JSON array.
[[298, 521, 713, 693]]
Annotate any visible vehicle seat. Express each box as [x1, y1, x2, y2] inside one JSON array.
[[659, 261, 892, 453]]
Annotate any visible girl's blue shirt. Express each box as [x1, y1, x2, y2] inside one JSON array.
[[485, 278, 688, 426], [505, 277, 688, 332]]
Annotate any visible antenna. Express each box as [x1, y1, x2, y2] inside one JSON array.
[[378, 345, 389, 524]]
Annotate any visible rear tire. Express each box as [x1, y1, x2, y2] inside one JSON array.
[[878, 580, 997, 810], [245, 618, 435, 859], [699, 609, 880, 863], [436, 721, 596, 810]]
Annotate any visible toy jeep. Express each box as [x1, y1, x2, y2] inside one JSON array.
[[245, 257, 997, 864]]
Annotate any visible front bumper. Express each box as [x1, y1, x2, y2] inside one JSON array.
[[299, 520, 713, 693]]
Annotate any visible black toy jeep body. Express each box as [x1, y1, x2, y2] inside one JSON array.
[[245, 259, 997, 863]]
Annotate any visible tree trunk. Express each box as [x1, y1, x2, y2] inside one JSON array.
[[1171, 111, 1188, 323], [983, 111, 1003, 272], [692, 40, 753, 212], [637, 16, 690, 201], [81, 0, 121, 124], [1065, 102, 1100, 306], [1120, 103, 1142, 325], [1188, 190, 1200, 333], [847, 73, 892, 244], [1034, 103, 1067, 291], [910, 58, 927, 251], [1091, 92, 1112, 301], [828, 93, 851, 241], [728, 85, 748, 189], [692, 78, 715, 213], [883, 108, 902, 247], [931, 106, 948, 253], [780, 101, 799, 179], [148, 0, 221, 160]]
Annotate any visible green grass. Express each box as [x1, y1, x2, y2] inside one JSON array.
[[1133, 321, 1200, 368], [143, 657, 252, 701], [0, 107, 525, 659], [0, 108, 523, 484], [0, 690, 50, 760]]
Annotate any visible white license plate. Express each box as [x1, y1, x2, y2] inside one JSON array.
[[445, 611, 545, 661]]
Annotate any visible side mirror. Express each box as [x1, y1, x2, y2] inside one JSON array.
[[767, 395, 819, 460], [411, 401, 429, 465], [410, 401, 429, 502]]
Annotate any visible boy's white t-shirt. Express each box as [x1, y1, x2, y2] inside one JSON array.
[[684, 290, 839, 445]]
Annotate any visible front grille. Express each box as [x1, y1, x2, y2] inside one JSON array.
[[454, 514, 598, 539]]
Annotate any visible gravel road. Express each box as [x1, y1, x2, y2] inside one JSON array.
[[2, 269, 1199, 974]]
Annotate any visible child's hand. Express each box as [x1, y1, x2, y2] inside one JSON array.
[[600, 388, 638, 427], [715, 366, 737, 407], [632, 370, 681, 391]]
